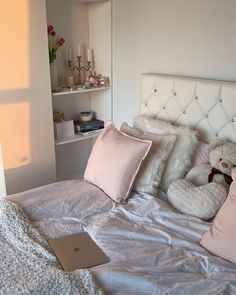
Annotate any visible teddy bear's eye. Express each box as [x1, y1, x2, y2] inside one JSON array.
[[219, 158, 222, 162], [233, 165, 236, 168]]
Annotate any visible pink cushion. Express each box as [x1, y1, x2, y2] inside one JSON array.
[[200, 169, 236, 264], [191, 141, 209, 166], [84, 123, 152, 203]]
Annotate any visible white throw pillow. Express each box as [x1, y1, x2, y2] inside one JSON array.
[[120, 122, 176, 196], [134, 115, 198, 192], [167, 179, 227, 220]]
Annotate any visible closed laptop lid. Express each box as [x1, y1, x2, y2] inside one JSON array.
[[49, 232, 109, 272]]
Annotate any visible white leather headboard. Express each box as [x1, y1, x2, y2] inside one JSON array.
[[141, 73, 236, 142]]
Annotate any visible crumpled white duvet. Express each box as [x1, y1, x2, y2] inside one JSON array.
[[6, 180, 236, 295]]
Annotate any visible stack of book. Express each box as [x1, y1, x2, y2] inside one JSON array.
[[74, 119, 104, 135]]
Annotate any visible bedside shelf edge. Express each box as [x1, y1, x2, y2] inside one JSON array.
[[52, 86, 111, 96], [55, 129, 103, 146]]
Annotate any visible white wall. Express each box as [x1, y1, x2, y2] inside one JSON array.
[[0, 0, 56, 194], [112, 0, 236, 127], [89, 1, 112, 122]]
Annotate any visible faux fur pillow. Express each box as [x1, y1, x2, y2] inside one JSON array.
[[134, 115, 198, 192], [120, 122, 176, 196]]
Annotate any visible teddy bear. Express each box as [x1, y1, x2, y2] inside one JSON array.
[[186, 139, 236, 189], [167, 139, 236, 220]]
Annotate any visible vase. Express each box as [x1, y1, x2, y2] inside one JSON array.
[[49, 62, 58, 92]]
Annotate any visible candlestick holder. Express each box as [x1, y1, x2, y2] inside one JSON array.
[[67, 56, 92, 85]]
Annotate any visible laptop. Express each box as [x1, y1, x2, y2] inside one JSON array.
[[49, 232, 110, 271]]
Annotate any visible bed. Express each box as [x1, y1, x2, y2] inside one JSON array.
[[3, 74, 236, 294]]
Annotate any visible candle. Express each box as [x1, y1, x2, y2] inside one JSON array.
[[87, 49, 91, 61], [77, 44, 81, 57], [68, 47, 72, 61], [66, 75, 74, 87]]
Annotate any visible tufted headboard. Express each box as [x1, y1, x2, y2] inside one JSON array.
[[141, 73, 236, 142]]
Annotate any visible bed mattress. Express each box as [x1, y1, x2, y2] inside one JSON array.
[[6, 180, 236, 295]]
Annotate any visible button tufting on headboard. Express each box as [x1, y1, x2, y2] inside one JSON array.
[[141, 74, 236, 142]]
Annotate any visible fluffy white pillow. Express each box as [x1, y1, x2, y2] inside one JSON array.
[[120, 122, 176, 196], [134, 115, 198, 192]]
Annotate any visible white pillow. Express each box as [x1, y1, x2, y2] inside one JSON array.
[[167, 179, 227, 220], [120, 122, 176, 196], [134, 115, 198, 192]]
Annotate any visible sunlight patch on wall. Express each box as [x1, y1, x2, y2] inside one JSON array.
[[0, 102, 31, 169], [0, 0, 29, 90]]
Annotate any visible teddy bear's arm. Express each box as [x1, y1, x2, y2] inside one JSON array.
[[185, 164, 211, 186]]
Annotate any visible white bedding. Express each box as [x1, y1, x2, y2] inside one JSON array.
[[0, 199, 104, 295], [6, 180, 236, 295]]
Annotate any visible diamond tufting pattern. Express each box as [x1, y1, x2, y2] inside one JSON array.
[[141, 74, 236, 142]]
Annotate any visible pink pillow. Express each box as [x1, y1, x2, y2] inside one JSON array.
[[200, 169, 236, 264], [84, 123, 152, 203], [191, 141, 209, 166]]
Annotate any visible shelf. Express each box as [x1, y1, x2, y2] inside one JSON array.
[[52, 86, 111, 97], [55, 129, 103, 146]]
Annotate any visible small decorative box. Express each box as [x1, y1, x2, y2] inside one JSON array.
[[53, 112, 65, 122], [54, 120, 75, 139]]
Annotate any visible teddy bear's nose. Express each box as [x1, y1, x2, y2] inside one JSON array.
[[221, 162, 229, 168]]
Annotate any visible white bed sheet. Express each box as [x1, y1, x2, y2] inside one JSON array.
[[6, 180, 236, 295]]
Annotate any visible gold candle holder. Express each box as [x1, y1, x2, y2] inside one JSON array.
[[67, 56, 92, 85]]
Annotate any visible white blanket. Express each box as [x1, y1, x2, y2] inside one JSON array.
[[0, 198, 104, 295], [6, 180, 236, 295]]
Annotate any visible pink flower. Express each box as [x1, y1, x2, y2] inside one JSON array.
[[47, 25, 54, 34], [47, 24, 65, 63], [57, 38, 65, 47]]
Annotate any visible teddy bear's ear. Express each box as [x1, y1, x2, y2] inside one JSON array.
[[208, 139, 228, 152]]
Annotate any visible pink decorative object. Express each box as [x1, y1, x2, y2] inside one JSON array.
[[192, 141, 209, 166], [84, 123, 152, 203], [200, 169, 236, 264], [84, 81, 91, 88], [84, 72, 96, 88]]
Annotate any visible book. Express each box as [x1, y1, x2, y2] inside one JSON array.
[[77, 128, 104, 136], [74, 119, 104, 133]]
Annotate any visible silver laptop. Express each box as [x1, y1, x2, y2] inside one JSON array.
[[49, 232, 110, 271]]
